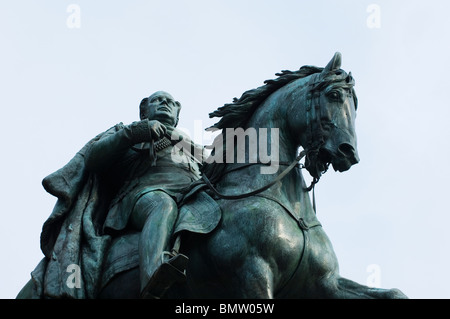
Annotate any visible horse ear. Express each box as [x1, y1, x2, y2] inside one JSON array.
[[346, 72, 353, 83], [322, 52, 342, 74]]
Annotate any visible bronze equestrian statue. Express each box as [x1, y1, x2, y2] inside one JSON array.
[[17, 53, 407, 299]]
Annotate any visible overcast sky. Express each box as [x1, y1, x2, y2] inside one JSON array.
[[1, 1, 449, 299]]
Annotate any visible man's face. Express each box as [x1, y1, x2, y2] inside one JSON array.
[[141, 91, 181, 126]]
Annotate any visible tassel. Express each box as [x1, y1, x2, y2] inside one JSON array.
[[148, 126, 157, 167]]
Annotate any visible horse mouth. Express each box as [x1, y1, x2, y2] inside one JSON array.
[[331, 157, 354, 172], [303, 148, 332, 179], [317, 148, 333, 173], [313, 143, 359, 176], [329, 143, 360, 172]]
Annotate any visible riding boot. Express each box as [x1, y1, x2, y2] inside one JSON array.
[[140, 251, 189, 299]]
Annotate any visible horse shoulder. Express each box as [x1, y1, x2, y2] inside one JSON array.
[[214, 197, 304, 279]]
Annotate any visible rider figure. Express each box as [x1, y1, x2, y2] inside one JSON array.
[[84, 91, 203, 298]]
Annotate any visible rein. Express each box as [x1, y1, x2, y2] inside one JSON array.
[[201, 150, 319, 213], [202, 151, 305, 200], [201, 150, 318, 214]]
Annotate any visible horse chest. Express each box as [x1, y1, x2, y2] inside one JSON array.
[[277, 226, 340, 298]]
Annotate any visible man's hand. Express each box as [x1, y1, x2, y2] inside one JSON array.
[[147, 120, 167, 140], [127, 119, 167, 144]]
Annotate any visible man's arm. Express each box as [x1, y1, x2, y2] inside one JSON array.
[[84, 119, 167, 173]]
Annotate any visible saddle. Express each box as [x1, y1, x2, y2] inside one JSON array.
[[174, 184, 222, 236]]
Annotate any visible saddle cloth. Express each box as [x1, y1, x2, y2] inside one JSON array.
[[174, 187, 222, 235]]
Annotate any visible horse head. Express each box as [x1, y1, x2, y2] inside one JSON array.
[[204, 52, 359, 184], [284, 52, 359, 180]]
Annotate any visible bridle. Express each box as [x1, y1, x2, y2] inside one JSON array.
[[202, 151, 306, 200], [302, 70, 356, 188], [302, 72, 331, 190]]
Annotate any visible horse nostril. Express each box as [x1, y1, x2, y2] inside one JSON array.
[[338, 143, 359, 165], [338, 143, 355, 158]]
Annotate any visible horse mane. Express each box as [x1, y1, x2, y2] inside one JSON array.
[[207, 65, 323, 131], [202, 65, 323, 183]]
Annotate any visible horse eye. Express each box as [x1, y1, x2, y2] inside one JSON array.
[[328, 91, 340, 100]]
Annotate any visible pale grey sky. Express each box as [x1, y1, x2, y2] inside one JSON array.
[[1, 1, 449, 298]]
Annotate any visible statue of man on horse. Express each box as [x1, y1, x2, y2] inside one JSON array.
[[17, 53, 408, 299]]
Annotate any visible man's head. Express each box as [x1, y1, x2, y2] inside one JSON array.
[[139, 91, 181, 127]]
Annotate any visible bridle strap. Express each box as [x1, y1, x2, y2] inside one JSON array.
[[220, 161, 302, 177], [202, 151, 306, 200]]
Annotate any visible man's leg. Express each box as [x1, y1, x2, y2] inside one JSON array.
[[129, 191, 188, 298]]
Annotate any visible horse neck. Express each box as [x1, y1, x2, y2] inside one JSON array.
[[244, 105, 289, 163], [244, 77, 309, 163], [218, 82, 310, 201]]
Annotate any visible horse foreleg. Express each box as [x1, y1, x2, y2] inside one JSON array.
[[323, 276, 408, 299], [230, 256, 275, 299]]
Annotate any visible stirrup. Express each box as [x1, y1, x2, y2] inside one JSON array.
[[140, 252, 189, 299], [162, 251, 189, 272]]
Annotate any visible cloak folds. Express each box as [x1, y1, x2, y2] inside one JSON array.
[[28, 124, 218, 298], [30, 126, 120, 299]]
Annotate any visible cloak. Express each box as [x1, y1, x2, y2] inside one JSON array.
[[28, 123, 214, 298], [30, 125, 120, 299]]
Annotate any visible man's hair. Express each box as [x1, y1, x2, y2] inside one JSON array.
[[139, 97, 149, 119]]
